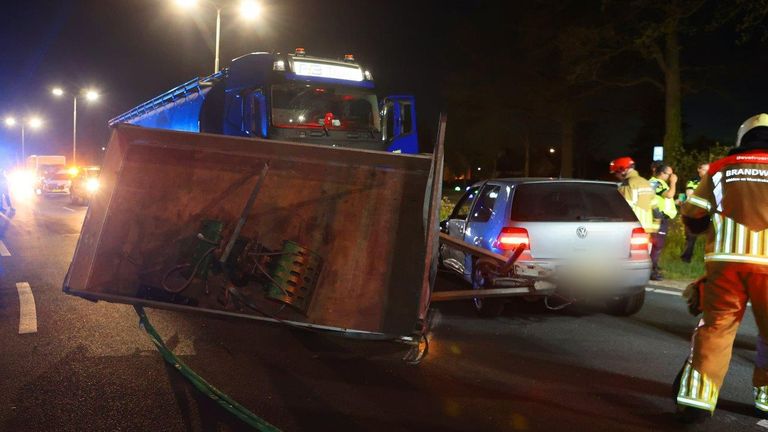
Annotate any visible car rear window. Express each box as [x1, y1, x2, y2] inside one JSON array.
[[510, 182, 637, 222]]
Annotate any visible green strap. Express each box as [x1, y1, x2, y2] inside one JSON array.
[[135, 306, 282, 432]]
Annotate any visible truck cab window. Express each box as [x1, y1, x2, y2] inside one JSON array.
[[271, 83, 380, 132], [400, 101, 412, 135], [383, 101, 395, 141]]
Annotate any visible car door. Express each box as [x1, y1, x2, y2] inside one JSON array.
[[462, 184, 503, 272], [442, 185, 481, 274]]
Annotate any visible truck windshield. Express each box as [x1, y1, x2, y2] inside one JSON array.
[[271, 83, 380, 132]]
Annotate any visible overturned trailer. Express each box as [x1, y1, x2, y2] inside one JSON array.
[[64, 122, 444, 352]]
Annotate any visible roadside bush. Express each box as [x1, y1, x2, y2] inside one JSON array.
[[440, 197, 455, 221], [670, 143, 729, 188], [658, 219, 706, 281]]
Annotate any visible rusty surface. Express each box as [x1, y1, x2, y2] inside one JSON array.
[[64, 125, 437, 337], [417, 115, 446, 329]]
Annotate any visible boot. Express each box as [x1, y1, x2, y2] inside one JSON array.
[[673, 360, 712, 424]]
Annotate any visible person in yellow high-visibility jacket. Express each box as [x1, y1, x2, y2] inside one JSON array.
[[649, 164, 678, 280], [610, 156, 657, 234]]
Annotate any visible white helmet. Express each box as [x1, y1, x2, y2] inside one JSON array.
[[736, 113, 768, 147]]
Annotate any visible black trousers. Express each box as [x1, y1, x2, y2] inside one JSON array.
[[681, 227, 698, 261], [650, 217, 670, 272]]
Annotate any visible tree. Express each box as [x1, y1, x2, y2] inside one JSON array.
[[561, 1, 708, 166]]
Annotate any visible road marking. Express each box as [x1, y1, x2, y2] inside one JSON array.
[[62, 206, 75, 212], [757, 419, 768, 429], [645, 286, 751, 307], [16, 282, 37, 334], [0, 240, 10, 256], [645, 287, 681, 296]]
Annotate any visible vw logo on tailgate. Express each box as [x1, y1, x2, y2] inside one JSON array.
[[576, 226, 588, 239]]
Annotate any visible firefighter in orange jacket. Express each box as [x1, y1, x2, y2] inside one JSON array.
[[675, 113, 768, 422]]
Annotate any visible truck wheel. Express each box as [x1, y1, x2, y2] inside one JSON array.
[[606, 290, 645, 316], [402, 334, 429, 365], [472, 259, 504, 318]]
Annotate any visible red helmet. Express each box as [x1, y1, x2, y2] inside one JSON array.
[[609, 157, 635, 174]]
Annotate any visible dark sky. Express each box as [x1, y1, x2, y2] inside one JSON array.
[[0, 1, 764, 171], [0, 0, 452, 165]]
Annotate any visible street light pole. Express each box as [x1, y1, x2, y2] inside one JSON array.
[[214, 7, 221, 73], [73, 96, 77, 166], [5, 117, 42, 164], [52, 88, 98, 167], [174, 0, 261, 74]]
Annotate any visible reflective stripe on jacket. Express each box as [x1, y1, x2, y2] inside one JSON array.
[[651, 176, 678, 219], [682, 151, 768, 267], [618, 169, 657, 232]]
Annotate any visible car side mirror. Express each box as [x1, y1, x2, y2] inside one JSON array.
[[439, 219, 449, 233]]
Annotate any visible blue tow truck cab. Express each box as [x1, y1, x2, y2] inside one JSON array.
[[109, 49, 418, 154]]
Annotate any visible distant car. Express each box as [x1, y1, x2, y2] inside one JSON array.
[[69, 167, 101, 205], [39, 170, 72, 195], [440, 178, 652, 317]]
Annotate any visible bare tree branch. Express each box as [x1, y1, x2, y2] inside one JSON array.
[[595, 76, 665, 91]]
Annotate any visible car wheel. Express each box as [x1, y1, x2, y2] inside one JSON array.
[[472, 258, 504, 318], [437, 244, 448, 270], [606, 290, 645, 316]]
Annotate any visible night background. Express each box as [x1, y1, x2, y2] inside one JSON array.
[[1, 0, 767, 181], [4, 3, 768, 430]]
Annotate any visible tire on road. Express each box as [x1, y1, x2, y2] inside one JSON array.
[[472, 258, 505, 318], [606, 290, 645, 316], [437, 243, 448, 270]]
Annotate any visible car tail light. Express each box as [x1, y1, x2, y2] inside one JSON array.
[[630, 227, 649, 252], [497, 227, 529, 250]]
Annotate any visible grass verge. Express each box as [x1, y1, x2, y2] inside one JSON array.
[[658, 219, 706, 281]]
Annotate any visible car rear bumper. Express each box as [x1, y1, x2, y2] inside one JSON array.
[[517, 258, 651, 297]]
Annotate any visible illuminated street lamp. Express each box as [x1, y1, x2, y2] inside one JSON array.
[[52, 87, 100, 166], [174, 0, 262, 73], [549, 147, 556, 154], [4, 116, 43, 162]]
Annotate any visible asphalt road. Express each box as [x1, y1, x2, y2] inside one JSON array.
[[0, 193, 765, 431]]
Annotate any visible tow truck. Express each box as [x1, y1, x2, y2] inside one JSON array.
[[62, 49, 553, 429], [65, 49, 437, 351]]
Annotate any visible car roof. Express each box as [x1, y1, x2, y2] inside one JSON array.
[[470, 178, 619, 188]]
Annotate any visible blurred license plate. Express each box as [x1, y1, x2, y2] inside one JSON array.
[[558, 264, 615, 284]]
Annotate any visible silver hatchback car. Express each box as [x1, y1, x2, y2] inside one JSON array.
[[440, 178, 652, 317]]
